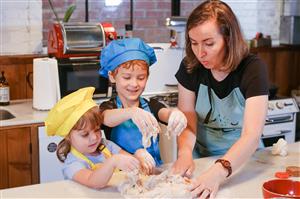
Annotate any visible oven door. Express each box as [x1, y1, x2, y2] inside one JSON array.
[[58, 59, 110, 98]]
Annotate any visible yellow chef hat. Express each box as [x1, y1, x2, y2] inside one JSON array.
[[45, 87, 97, 137]]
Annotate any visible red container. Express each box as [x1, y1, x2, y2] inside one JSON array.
[[262, 179, 300, 198]]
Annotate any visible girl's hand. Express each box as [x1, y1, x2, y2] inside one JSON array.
[[111, 154, 140, 172], [130, 107, 160, 137], [134, 149, 156, 175], [189, 164, 227, 199], [167, 108, 187, 137]]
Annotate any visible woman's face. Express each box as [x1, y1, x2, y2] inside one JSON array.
[[69, 126, 102, 155], [189, 19, 226, 70]]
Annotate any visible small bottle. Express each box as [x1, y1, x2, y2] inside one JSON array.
[[0, 71, 10, 106]]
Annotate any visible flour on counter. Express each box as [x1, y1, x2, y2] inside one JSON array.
[[118, 169, 192, 198]]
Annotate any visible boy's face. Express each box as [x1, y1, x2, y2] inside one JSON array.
[[109, 64, 148, 106], [69, 126, 102, 155]]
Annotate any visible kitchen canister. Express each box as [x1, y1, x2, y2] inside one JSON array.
[[33, 57, 60, 110]]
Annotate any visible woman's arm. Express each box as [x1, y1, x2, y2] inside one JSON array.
[[171, 83, 197, 177], [221, 95, 268, 175], [190, 95, 268, 198]]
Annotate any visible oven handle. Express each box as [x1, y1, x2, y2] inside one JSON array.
[[58, 62, 99, 66], [66, 47, 101, 52], [70, 62, 99, 66], [265, 115, 293, 123]]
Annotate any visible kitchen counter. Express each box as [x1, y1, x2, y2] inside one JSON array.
[[0, 99, 48, 127], [1, 142, 299, 198]]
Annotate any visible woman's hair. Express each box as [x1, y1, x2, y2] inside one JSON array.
[[111, 60, 149, 77], [56, 106, 103, 162], [184, 0, 249, 73]]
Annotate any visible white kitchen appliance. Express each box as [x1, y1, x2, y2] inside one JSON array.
[[262, 98, 299, 146], [38, 126, 64, 183], [145, 43, 184, 95]]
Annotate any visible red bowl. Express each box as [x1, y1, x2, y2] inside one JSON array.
[[262, 179, 300, 198]]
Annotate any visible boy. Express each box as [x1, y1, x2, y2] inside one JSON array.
[[99, 38, 187, 175]]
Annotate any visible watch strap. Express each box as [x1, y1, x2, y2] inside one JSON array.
[[215, 159, 232, 178]]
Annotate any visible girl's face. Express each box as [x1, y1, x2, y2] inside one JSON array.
[[109, 65, 148, 107], [189, 19, 226, 70], [69, 126, 102, 155]]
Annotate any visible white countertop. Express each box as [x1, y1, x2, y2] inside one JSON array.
[[0, 99, 48, 127], [1, 142, 299, 198]]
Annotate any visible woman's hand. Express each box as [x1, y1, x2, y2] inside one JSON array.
[[111, 154, 140, 172], [171, 150, 195, 178], [189, 163, 227, 198], [167, 108, 187, 136], [134, 148, 156, 175], [130, 107, 160, 137]]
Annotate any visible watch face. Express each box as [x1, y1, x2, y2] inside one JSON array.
[[223, 161, 230, 167]]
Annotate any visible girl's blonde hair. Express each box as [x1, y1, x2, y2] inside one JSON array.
[[56, 106, 103, 162]]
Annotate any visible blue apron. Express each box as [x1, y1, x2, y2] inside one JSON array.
[[193, 84, 264, 158], [110, 96, 162, 166]]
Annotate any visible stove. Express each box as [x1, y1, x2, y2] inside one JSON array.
[[149, 92, 178, 107], [262, 98, 299, 146]]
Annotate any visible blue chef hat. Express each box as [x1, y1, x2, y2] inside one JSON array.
[[99, 38, 157, 78]]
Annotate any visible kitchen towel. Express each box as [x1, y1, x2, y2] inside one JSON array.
[[33, 57, 60, 110]]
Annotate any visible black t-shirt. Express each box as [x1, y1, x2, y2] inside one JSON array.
[[175, 54, 269, 100], [99, 97, 166, 139]]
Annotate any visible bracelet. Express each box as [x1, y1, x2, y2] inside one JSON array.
[[215, 159, 232, 178]]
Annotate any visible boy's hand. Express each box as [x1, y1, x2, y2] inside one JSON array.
[[112, 154, 140, 172], [167, 108, 187, 136], [134, 149, 156, 175], [130, 107, 160, 137]]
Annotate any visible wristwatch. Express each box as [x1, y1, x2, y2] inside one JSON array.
[[215, 159, 232, 177]]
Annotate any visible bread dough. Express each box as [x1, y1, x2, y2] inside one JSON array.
[[118, 169, 192, 198], [271, 138, 288, 156]]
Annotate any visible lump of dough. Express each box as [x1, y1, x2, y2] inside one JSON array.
[[271, 138, 288, 156]]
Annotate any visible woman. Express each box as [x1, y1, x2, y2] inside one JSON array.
[[172, 0, 269, 198]]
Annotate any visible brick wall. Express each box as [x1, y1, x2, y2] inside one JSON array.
[[42, 0, 171, 45], [42, 0, 294, 45]]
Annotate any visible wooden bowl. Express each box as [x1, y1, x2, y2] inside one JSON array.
[[262, 179, 300, 198]]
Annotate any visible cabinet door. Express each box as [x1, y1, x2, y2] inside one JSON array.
[[5, 128, 32, 188], [0, 132, 8, 188]]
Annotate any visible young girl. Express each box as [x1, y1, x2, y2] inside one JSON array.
[[99, 38, 187, 175], [45, 87, 140, 189]]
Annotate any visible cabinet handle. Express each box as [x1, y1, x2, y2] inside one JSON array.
[[26, 72, 33, 90]]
